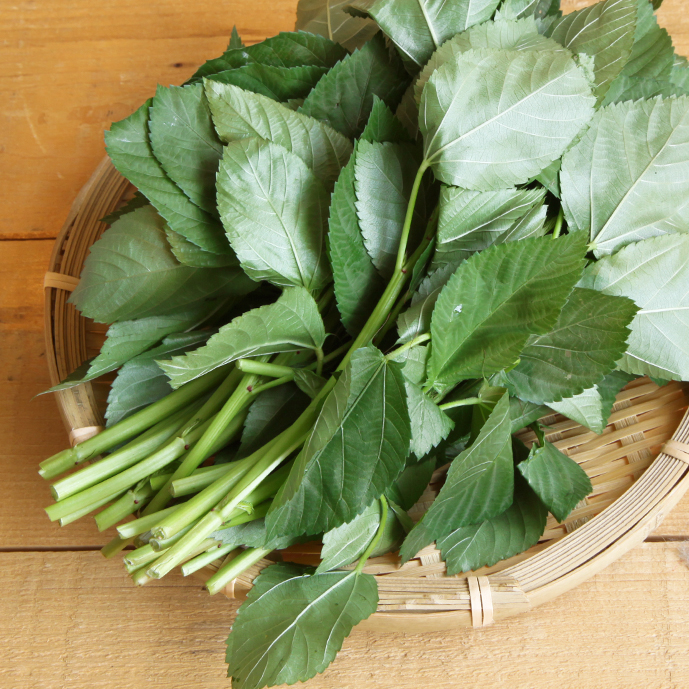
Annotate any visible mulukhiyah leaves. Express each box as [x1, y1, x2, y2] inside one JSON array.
[[204, 81, 352, 191], [159, 287, 326, 388], [500, 288, 638, 404], [427, 232, 587, 392], [579, 234, 689, 380], [299, 33, 409, 139], [266, 346, 411, 537], [70, 205, 253, 324], [561, 97, 689, 257], [497, 0, 560, 20], [216, 138, 331, 292], [226, 564, 378, 689], [368, 0, 502, 68], [518, 441, 592, 522], [295, 0, 379, 50], [420, 49, 596, 189]]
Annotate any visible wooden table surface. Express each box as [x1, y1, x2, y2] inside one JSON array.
[[3, 1, 689, 687]]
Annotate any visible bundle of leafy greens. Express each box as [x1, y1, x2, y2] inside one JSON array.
[[40, 0, 689, 684]]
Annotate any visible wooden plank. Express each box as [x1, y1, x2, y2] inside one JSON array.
[[2, 543, 689, 688]]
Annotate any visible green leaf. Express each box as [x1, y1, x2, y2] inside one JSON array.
[[367, 0, 502, 68], [204, 81, 351, 192], [212, 518, 306, 551], [105, 332, 210, 427], [436, 473, 547, 575], [618, 0, 674, 80], [293, 369, 327, 398], [299, 33, 409, 139], [316, 501, 381, 572], [104, 100, 231, 256], [191, 31, 347, 82], [601, 74, 689, 105], [267, 346, 411, 537], [549, 370, 632, 433], [385, 455, 436, 510], [561, 97, 689, 258], [420, 49, 595, 190], [216, 138, 331, 292], [544, 0, 637, 102], [396, 264, 455, 344], [395, 80, 420, 140], [354, 140, 427, 278], [226, 564, 378, 689], [100, 192, 149, 224], [671, 57, 689, 91], [518, 440, 592, 521], [432, 186, 547, 269], [400, 392, 514, 561], [509, 398, 549, 434], [579, 235, 689, 381], [426, 232, 587, 392], [228, 26, 244, 50], [69, 206, 253, 324], [497, 0, 560, 20], [500, 288, 638, 404], [295, 0, 379, 50], [329, 100, 409, 336], [415, 17, 565, 102], [237, 384, 311, 459], [404, 379, 454, 457], [164, 228, 237, 268], [158, 287, 326, 388], [148, 84, 224, 215]]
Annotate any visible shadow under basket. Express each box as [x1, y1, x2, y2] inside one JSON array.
[[45, 157, 689, 633]]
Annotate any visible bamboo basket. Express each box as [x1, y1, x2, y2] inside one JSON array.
[[45, 156, 689, 633]]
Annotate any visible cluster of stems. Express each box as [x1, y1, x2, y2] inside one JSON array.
[[39, 162, 494, 593]]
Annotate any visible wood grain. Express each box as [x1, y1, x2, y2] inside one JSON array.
[[2, 544, 689, 689]]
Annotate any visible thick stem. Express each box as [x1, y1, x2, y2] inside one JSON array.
[[39, 365, 232, 479], [394, 161, 430, 274], [101, 535, 133, 559], [552, 206, 564, 240], [355, 496, 388, 574], [94, 481, 153, 532], [205, 547, 272, 596], [315, 347, 324, 377], [236, 360, 295, 378], [116, 505, 177, 540], [438, 397, 482, 411], [181, 543, 239, 577], [58, 488, 127, 526], [169, 462, 239, 498]]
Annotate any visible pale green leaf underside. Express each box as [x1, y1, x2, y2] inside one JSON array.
[[295, 0, 379, 51], [427, 232, 587, 391], [148, 83, 224, 215], [368, 0, 501, 68], [518, 441, 592, 522], [421, 49, 596, 190], [69, 205, 252, 324], [216, 138, 331, 292], [158, 287, 326, 388], [415, 16, 565, 102], [578, 234, 689, 381], [400, 392, 514, 561], [227, 564, 378, 689], [267, 346, 411, 537], [545, 0, 637, 101], [561, 96, 689, 257], [601, 74, 689, 105], [165, 228, 237, 268], [497, 0, 560, 20], [501, 287, 637, 404], [437, 474, 547, 575], [204, 81, 352, 192]]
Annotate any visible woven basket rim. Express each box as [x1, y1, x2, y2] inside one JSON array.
[[44, 156, 689, 633]]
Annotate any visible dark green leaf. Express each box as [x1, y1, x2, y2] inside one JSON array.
[[367, 0, 502, 68], [437, 473, 547, 574], [211, 518, 306, 550], [69, 205, 253, 323], [105, 332, 210, 426], [226, 564, 378, 689], [549, 371, 632, 433], [426, 232, 587, 393], [100, 192, 149, 224], [360, 95, 411, 143], [509, 398, 549, 434], [217, 138, 331, 292], [400, 392, 514, 560], [295, 0, 379, 50], [385, 455, 436, 510], [148, 84, 224, 214], [501, 288, 638, 404], [518, 440, 592, 522], [420, 49, 595, 189], [299, 33, 409, 139], [293, 369, 327, 398], [228, 26, 244, 50], [204, 81, 352, 192], [544, 0, 637, 102], [267, 346, 411, 537], [104, 100, 231, 255], [562, 97, 689, 258], [579, 234, 689, 381], [158, 287, 326, 388]]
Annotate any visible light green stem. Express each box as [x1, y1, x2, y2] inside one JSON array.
[[58, 488, 127, 526], [181, 543, 239, 577], [355, 496, 388, 574], [236, 359, 295, 378], [438, 397, 482, 411], [385, 333, 431, 361], [394, 161, 429, 274], [94, 481, 153, 532], [205, 547, 272, 596], [101, 535, 133, 559], [116, 505, 178, 540], [552, 206, 564, 240], [169, 462, 239, 498]]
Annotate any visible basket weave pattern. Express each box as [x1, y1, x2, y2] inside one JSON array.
[[45, 158, 689, 632]]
